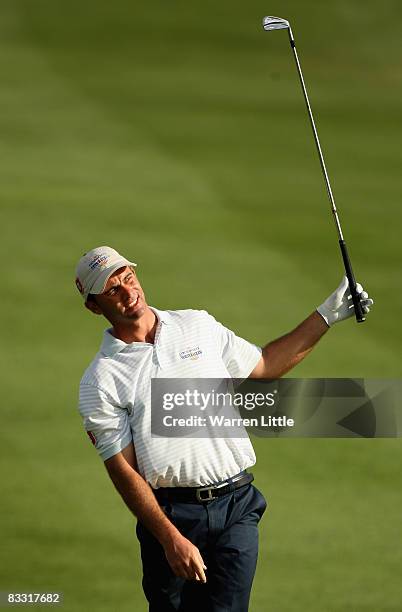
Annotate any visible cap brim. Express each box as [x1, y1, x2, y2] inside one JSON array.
[[89, 260, 137, 296]]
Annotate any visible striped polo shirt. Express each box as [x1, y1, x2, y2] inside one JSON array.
[[78, 308, 262, 488]]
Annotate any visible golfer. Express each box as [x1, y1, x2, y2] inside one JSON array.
[[76, 246, 373, 611]]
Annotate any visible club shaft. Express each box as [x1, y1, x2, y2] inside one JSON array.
[[286, 28, 365, 323], [286, 29, 343, 240]]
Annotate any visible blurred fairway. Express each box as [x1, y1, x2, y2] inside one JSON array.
[[1, 0, 401, 610]]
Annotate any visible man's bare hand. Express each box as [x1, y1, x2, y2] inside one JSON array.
[[163, 532, 207, 583]]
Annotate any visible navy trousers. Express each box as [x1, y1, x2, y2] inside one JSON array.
[[136, 484, 267, 612]]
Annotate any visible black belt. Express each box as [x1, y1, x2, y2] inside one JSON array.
[[154, 472, 254, 504]]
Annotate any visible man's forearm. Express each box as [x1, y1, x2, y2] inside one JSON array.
[[253, 311, 329, 379], [105, 456, 177, 547], [105, 452, 208, 582]]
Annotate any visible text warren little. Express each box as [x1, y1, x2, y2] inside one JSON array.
[[162, 415, 294, 428]]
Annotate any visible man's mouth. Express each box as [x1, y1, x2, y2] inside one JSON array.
[[126, 294, 140, 310]]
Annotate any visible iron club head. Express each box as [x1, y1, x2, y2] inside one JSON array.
[[262, 16, 290, 31]]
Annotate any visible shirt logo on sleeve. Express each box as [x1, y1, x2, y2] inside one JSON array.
[[87, 431, 97, 446], [179, 346, 203, 361]]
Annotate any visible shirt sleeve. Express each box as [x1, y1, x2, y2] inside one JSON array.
[[78, 383, 133, 461], [205, 312, 262, 378]]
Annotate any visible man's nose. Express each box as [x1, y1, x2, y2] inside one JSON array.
[[121, 284, 133, 299]]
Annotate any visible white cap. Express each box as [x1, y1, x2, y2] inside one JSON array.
[[75, 246, 137, 301]]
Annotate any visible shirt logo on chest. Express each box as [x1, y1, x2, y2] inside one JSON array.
[[179, 345, 203, 361]]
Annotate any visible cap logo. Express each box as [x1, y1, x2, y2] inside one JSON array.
[[75, 277, 84, 294], [89, 253, 109, 270]]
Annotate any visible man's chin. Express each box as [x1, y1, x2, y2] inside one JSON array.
[[124, 304, 146, 319]]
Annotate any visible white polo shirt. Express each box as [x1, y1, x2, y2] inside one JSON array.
[[78, 308, 262, 488]]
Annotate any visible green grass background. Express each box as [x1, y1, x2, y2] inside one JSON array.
[[1, 1, 401, 610]]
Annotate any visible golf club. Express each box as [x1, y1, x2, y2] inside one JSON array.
[[262, 16, 365, 323]]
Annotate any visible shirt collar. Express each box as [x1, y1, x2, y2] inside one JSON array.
[[100, 306, 172, 358], [149, 306, 172, 327]]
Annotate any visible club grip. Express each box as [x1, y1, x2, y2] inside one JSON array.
[[338, 239, 365, 323]]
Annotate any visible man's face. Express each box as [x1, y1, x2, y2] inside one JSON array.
[[86, 266, 148, 323]]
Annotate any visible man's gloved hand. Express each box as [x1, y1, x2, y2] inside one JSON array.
[[317, 276, 374, 327]]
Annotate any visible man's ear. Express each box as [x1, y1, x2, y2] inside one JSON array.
[[85, 300, 103, 316]]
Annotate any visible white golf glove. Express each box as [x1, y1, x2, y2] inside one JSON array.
[[317, 276, 374, 327]]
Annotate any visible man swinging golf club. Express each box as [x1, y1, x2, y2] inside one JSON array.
[[76, 244, 373, 611]]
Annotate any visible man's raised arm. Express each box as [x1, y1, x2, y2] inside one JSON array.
[[250, 277, 373, 379]]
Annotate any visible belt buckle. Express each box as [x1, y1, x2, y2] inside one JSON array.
[[196, 486, 215, 502]]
